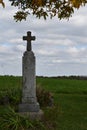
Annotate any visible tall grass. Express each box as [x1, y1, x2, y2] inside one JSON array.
[[0, 76, 22, 108]]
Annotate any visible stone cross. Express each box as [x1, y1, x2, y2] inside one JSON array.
[[23, 31, 36, 51], [19, 31, 40, 113], [19, 31, 43, 119]]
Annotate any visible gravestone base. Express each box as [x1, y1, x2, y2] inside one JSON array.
[[19, 102, 40, 112], [19, 110, 44, 120]]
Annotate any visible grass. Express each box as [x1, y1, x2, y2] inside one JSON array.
[[0, 76, 87, 130], [36, 77, 87, 94], [0, 75, 22, 90], [37, 77, 87, 129]]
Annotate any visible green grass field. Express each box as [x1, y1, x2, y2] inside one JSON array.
[[0, 76, 87, 130]]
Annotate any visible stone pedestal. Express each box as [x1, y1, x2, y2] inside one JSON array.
[[19, 51, 40, 112]]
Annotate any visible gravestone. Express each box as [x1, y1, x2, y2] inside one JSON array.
[[19, 31, 41, 116]]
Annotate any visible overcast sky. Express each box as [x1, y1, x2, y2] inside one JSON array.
[[0, 1, 87, 77]]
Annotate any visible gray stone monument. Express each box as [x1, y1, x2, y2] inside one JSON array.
[[19, 31, 40, 114]]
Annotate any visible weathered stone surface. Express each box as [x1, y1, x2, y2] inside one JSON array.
[[19, 103, 40, 112], [19, 51, 40, 112], [22, 51, 36, 103], [19, 110, 44, 120]]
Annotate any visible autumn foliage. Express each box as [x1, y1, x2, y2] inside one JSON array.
[[1, 0, 87, 21], [0, 0, 5, 7]]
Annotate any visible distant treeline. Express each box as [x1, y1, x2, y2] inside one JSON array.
[[0, 75, 87, 80], [37, 75, 87, 80]]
